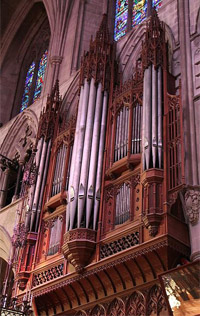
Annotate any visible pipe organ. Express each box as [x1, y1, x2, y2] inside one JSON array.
[[115, 182, 130, 225], [11, 11, 189, 315], [51, 144, 67, 197]]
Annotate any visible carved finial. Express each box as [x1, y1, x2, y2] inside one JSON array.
[[142, 8, 165, 70], [79, 14, 113, 90]]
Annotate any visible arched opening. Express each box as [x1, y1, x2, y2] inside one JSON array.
[[0, 2, 50, 125]]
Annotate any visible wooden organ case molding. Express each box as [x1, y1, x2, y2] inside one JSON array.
[[16, 80, 62, 291], [141, 10, 185, 237], [62, 14, 116, 272]]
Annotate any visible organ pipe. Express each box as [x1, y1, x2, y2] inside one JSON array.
[[86, 83, 103, 228], [93, 91, 108, 230], [144, 65, 152, 170], [78, 78, 97, 228], [69, 79, 90, 230], [35, 139, 51, 231], [66, 86, 84, 231], [152, 66, 158, 168], [158, 66, 162, 169], [142, 64, 163, 170], [30, 140, 48, 231]]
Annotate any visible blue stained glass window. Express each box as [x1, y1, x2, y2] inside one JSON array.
[[33, 50, 48, 101], [20, 61, 36, 112], [153, 0, 162, 10], [114, 0, 129, 41], [132, 0, 148, 27]]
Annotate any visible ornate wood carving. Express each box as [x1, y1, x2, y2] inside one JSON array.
[[32, 263, 64, 287], [107, 298, 125, 316], [80, 14, 114, 91], [37, 80, 61, 141], [141, 9, 165, 70], [147, 284, 167, 316], [90, 304, 106, 316], [126, 291, 145, 316], [141, 169, 164, 237], [62, 228, 96, 272], [100, 231, 139, 259]]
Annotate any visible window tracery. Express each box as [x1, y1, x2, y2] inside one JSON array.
[[114, 0, 162, 41], [20, 61, 36, 112]]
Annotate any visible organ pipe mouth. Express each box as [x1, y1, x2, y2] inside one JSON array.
[[79, 183, 85, 199], [88, 185, 94, 199], [70, 186, 75, 201]]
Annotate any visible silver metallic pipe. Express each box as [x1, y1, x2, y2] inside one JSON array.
[[66, 86, 84, 231], [142, 68, 147, 169], [121, 107, 125, 158], [118, 110, 122, 160], [115, 114, 119, 161], [144, 65, 152, 170], [30, 140, 47, 231], [93, 91, 108, 230], [35, 139, 51, 231], [138, 105, 142, 153], [157, 66, 162, 169], [78, 78, 97, 228], [69, 79, 90, 230], [29, 138, 44, 210], [152, 66, 158, 168], [66, 145, 73, 190], [86, 83, 103, 228]]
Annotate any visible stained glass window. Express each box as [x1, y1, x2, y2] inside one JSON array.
[[33, 50, 48, 101], [153, 0, 162, 10], [114, 0, 128, 41], [132, 0, 148, 27], [20, 61, 35, 112]]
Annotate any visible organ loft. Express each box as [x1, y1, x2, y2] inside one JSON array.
[[0, 0, 200, 315]]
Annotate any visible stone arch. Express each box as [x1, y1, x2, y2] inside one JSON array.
[[61, 70, 80, 120], [0, 225, 12, 262], [0, 1, 50, 124], [125, 291, 146, 316], [0, 109, 38, 207], [107, 297, 125, 316], [90, 304, 106, 316]]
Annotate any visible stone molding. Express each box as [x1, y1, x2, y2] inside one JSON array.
[[184, 186, 200, 225]]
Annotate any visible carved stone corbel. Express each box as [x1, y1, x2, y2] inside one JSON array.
[[184, 186, 200, 225]]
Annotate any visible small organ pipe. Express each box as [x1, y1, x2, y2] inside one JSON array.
[[69, 79, 90, 230], [78, 78, 97, 228], [144, 65, 152, 170], [66, 86, 84, 231], [30, 140, 48, 231], [152, 66, 158, 168], [86, 83, 103, 228], [93, 91, 108, 230], [158, 66, 162, 169], [115, 114, 119, 161], [121, 107, 125, 158], [137, 105, 141, 153], [118, 110, 122, 160], [142, 68, 147, 169]]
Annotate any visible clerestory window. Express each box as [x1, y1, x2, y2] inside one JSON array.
[[20, 49, 48, 112], [114, 0, 162, 41]]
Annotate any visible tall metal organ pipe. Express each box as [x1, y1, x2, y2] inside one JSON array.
[[86, 83, 103, 228], [35, 139, 52, 231], [69, 79, 90, 230], [30, 140, 48, 231], [66, 85, 84, 231], [78, 78, 97, 228], [142, 64, 163, 170], [93, 91, 108, 230], [25, 137, 44, 229]]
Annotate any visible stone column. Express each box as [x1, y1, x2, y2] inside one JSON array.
[[49, 56, 63, 90], [184, 186, 200, 261]]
